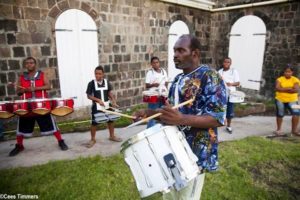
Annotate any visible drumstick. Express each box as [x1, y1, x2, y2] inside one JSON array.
[[125, 97, 195, 129], [100, 108, 136, 119], [8, 82, 26, 89]]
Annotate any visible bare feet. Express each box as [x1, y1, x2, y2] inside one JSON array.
[[292, 132, 300, 137], [86, 140, 96, 148], [109, 137, 122, 142], [273, 130, 284, 136]]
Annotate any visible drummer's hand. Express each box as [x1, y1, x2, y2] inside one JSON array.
[[226, 82, 233, 87], [152, 83, 160, 87], [97, 100, 105, 106], [158, 102, 183, 125], [133, 109, 147, 122], [111, 101, 120, 108], [23, 87, 35, 92]]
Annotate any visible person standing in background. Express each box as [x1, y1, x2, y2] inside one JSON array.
[[218, 57, 240, 134], [145, 57, 168, 128]]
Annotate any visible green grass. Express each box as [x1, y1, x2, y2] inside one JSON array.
[[0, 137, 299, 200]]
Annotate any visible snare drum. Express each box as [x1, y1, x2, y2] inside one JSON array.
[[13, 100, 29, 116], [143, 90, 159, 103], [51, 98, 74, 116], [121, 124, 200, 198], [229, 91, 245, 103], [0, 101, 14, 119], [30, 99, 52, 115]]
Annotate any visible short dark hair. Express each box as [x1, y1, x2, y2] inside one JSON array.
[[151, 56, 159, 63], [179, 34, 201, 51], [283, 65, 294, 72], [23, 57, 37, 66], [95, 66, 104, 72], [224, 57, 232, 62]]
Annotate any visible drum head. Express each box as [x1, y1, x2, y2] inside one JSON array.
[[121, 124, 163, 152], [142, 90, 159, 96], [0, 111, 14, 119], [51, 107, 73, 116]]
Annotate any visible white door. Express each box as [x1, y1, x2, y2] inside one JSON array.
[[228, 15, 266, 90], [55, 9, 99, 108], [168, 21, 189, 83]]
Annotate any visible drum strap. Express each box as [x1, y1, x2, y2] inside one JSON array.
[[94, 79, 108, 99]]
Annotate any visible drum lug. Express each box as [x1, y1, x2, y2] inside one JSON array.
[[163, 153, 187, 191]]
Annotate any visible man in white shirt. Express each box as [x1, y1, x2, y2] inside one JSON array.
[[218, 57, 240, 133], [145, 57, 168, 128]]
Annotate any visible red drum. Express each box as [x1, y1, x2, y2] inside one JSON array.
[[51, 98, 74, 116], [160, 95, 168, 104], [0, 101, 14, 119], [142, 91, 159, 103], [30, 99, 52, 115], [13, 100, 29, 116]]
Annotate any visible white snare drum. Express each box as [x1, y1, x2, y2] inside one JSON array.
[[229, 91, 245, 103], [121, 124, 200, 198]]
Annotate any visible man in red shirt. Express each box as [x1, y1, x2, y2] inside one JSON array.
[[9, 57, 68, 156]]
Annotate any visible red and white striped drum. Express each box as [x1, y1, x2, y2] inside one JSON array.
[[30, 99, 52, 115], [142, 90, 160, 103], [0, 101, 14, 119], [13, 100, 29, 116], [51, 98, 74, 116]]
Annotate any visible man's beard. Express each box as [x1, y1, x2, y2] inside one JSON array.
[[175, 60, 193, 70], [174, 53, 194, 69]]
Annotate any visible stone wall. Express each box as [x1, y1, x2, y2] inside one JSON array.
[[0, 0, 212, 109], [0, 0, 299, 121], [210, 1, 300, 97]]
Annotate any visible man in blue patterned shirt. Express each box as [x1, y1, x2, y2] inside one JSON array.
[[135, 34, 227, 172]]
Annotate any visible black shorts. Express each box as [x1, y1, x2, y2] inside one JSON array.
[[17, 114, 59, 136]]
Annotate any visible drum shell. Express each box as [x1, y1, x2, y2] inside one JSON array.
[[30, 99, 52, 115], [122, 125, 199, 198], [229, 91, 245, 103], [13, 100, 29, 116], [0, 102, 14, 119], [143, 95, 159, 103]]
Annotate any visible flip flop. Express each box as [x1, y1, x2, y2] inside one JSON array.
[[109, 137, 122, 142]]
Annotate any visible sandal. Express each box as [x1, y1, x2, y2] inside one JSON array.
[[109, 137, 122, 142], [86, 140, 96, 148]]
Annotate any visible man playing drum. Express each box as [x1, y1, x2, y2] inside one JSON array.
[[218, 57, 240, 134], [144, 57, 168, 128], [134, 35, 227, 197], [9, 57, 68, 156]]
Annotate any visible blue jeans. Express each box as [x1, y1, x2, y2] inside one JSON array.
[[275, 99, 300, 117], [226, 101, 235, 119], [0, 120, 4, 139], [147, 102, 164, 128]]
